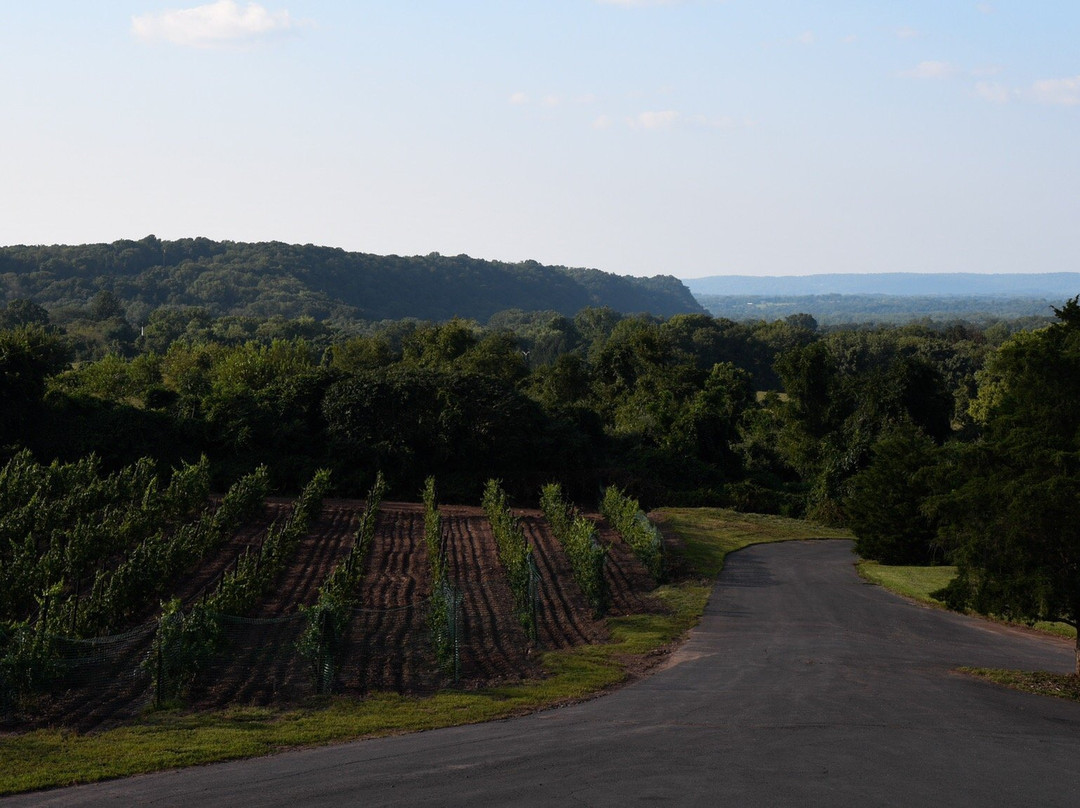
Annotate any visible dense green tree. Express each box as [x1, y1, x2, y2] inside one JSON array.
[[931, 299, 1080, 672], [322, 367, 561, 501], [0, 325, 70, 447], [487, 309, 580, 366], [328, 335, 396, 373], [0, 299, 50, 329], [669, 362, 754, 471], [775, 332, 954, 523], [0, 237, 704, 323], [0, 284, 1020, 521], [89, 290, 125, 321], [526, 353, 592, 411], [846, 424, 940, 564]]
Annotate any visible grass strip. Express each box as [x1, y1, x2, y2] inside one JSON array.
[[0, 507, 844, 797], [856, 561, 956, 606], [958, 668, 1080, 702], [856, 561, 1076, 640], [859, 561, 1080, 704], [656, 507, 853, 579]]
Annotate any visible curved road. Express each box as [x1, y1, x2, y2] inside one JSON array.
[[9, 540, 1080, 807]]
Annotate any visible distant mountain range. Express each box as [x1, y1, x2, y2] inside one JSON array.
[[0, 237, 705, 322], [686, 273, 1080, 298]]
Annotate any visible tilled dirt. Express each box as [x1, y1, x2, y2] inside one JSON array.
[[7, 499, 664, 731], [440, 505, 542, 686], [194, 503, 359, 708], [592, 517, 665, 616], [338, 503, 440, 694], [519, 513, 608, 649], [173, 500, 294, 610]]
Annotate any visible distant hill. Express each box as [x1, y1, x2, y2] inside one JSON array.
[[0, 236, 705, 322], [686, 273, 1080, 298]]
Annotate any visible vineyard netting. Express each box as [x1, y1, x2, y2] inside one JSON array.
[[2, 467, 662, 731]]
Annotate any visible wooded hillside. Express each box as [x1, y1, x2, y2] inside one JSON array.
[[0, 237, 705, 322]]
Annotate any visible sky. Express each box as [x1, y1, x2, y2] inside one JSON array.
[[1, 1, 1078, 279]]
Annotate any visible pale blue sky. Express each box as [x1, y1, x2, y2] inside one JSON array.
[[1, 1, 1077, 278]]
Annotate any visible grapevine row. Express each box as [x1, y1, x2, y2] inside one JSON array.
[[539, 483, 608, 616], [298, 472, 386, 693], [0, 453, 212, 624], [57, 465, 270, 637], [423, 477, 459, 673], [600, 485, 664, 581], [152, 469, 332, 702], [481, 479, 537, 640]]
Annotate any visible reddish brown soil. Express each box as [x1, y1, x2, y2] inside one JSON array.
[[440, 505, 543, 686], [6, 499, 665, 731], [591, 516, 665, 616], [195, 502, 360, 708], [518, 513, 608, 649], [173, 499, 294, 610], [338, 503, 440, 694]]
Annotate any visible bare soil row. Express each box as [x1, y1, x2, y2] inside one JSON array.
[[10, 499, 662, 730]]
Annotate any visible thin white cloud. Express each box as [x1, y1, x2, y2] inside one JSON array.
[[796, 30, 815, 45], [896, 26, 921, 40], [630, 110, 680, 129], [686, 114, 744, 130], [509, 91, 597, 108], [624, 110, 749, 131], [975, 81, 1013, 103], [132, 1, 306, 48], [976, 3, 996, 14], [1032, 76, 1080, 107], [900, 60, 957, 79], [591, 115, 614, 130]]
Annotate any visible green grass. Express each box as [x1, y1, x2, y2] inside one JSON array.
[[0, 507, 843, 797], [958, 668, 1080, 701], [655, 507, 853, 579], [858, 560, 1080, 704], [856, 561, 956, 606], [856, 561, 1076, 640]]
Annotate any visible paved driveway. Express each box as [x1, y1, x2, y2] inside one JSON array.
[[8, 540, 1080, 807]]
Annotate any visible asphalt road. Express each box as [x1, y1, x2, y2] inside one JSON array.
[[9, 540, 1080, 807]]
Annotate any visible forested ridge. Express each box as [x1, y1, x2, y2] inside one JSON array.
[[0, 236, 704, 323]]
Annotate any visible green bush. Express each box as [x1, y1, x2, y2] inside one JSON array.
[[540, 483, 607, 616], [482, 479, 537, 640], [600, 485, 664, 581]]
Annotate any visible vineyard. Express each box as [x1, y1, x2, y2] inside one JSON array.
[[0, 456, 665, 733]]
